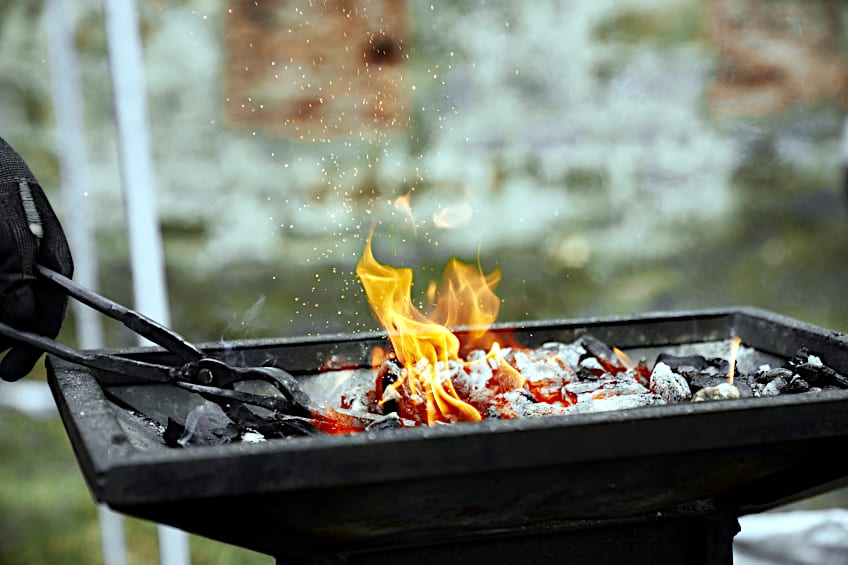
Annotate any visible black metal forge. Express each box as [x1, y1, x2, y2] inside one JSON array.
[[46, 307, 848, 564]]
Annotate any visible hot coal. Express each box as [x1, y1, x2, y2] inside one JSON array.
[[355, 334, 847, 428], [161, 333, 847, 444]]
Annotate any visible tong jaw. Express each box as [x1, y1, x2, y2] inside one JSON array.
[[186, 357, 313, 413]]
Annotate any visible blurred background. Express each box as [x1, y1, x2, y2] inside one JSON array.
[[0, 0, 846, 563]]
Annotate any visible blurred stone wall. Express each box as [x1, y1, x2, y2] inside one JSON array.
[[223, 0, 411, 138], [0, 0, 846, 341]]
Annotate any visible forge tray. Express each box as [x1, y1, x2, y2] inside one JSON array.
[[46, 307, 848, 559]]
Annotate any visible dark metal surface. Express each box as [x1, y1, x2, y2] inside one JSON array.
[[45, 307, 848, 560]]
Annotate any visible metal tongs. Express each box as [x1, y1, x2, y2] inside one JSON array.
[[0, 264, 314, 418]]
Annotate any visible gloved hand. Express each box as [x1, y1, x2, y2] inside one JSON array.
[[0, 136, 73, 381]]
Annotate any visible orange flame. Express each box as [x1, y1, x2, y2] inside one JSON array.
[[727, 336, 742, 385], [356, 233, 502, 424], [612, 346, 633, 369]]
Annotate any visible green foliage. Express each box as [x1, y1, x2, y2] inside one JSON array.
[[593, 2, 705, 45]]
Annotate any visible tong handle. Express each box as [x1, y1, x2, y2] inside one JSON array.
[[37, 264, 204, 363], [0, 318, 175, 382]]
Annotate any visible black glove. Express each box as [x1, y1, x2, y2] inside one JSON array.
[[0, 136, 74, 381]]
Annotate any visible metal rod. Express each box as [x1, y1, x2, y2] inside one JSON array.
[[37, 265, 203, 363], [174, 382, 297, 413], [0, 320, 175, 381]]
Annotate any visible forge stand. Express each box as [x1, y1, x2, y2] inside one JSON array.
[[46, 308, 848, 563], [285, 500, 741, 565]]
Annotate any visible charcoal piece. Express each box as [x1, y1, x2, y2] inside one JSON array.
[[163, 418, 185, 448], [781, 349, 848, 387], [792, 362, 848, 389], [689, 375, 730, 392], [785, 347, 814, 367], [576, 366, 598, 380], [650, 362, 691, 403], [707, 357, 730, 374], [655, 354, 708, 373], [365, 413, 402, 431], [756, 367, 793, 385], [577, 334, 616, 361], [379, 359, 401, 390], [578, 357, 605, 379], [164, 404, 240, 447], [761, 375, 789, 396], [785, 375, 811, 394]]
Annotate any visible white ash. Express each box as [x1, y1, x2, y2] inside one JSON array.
[[537, 341, 587, 371], [454, 354, 496, 407], [489, 389, 569, 419], [521, 402, 571, 418], [580, 357, 605, 373], [757, 367, 793, 382], [563, 379, 612, 400], [241, 431, 266, 443], [563, 377, 648, 403], [508, 348, 577, 384], [807, 355, 824, 368], [340, 385, 371, 412], [605, 376, 649, 396], [692, 382, 741, 402], [650, 362, 692, 403], [566, 393, 666, 414]]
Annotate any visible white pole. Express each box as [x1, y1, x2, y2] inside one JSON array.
[[102, 1, 191, 564], [44, 2, 128, 565], [842, 115, 848, 200]]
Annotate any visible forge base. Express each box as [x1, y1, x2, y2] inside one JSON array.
[[283, 500, 741, 565]]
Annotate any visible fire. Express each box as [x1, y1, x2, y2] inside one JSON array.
[[356, 233, 501, 424], [612, 346, 633, 369], [727, 336, 742, 384]]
